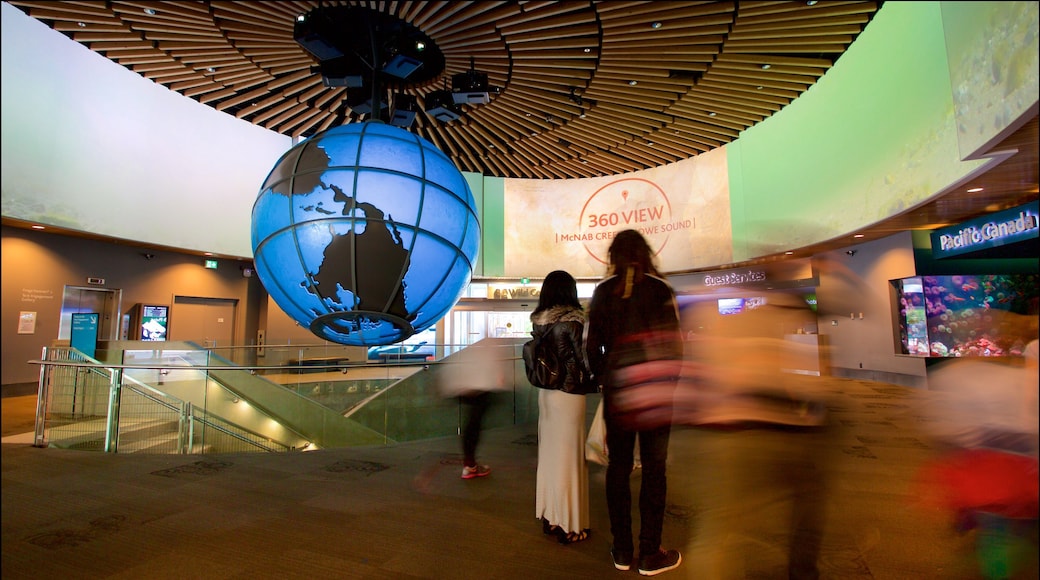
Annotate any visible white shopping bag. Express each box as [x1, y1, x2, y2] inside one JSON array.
[[585, 399, 640, 468]]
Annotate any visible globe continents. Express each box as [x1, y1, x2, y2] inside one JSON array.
[[251, 122, 480, 346]]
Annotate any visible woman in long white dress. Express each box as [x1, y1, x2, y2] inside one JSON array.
[[531, 270, 595, 544]]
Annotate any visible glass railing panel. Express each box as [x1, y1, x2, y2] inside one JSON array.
[[41, 362, 112, 451], [112, 381, 184, 454], [34, 338, 541, 453]]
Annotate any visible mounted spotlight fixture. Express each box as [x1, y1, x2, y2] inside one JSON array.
[[569, 87, 583, 106], [318, 55, 364, 88], [389, 93, 418, 128], [425, 89, 461, 123], [452, 57, 491, 105]]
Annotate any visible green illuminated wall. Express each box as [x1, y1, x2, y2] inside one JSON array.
[[478, 1, 1037, 271]]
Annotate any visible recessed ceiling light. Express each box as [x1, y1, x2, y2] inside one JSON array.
[[756, 86, 764, 90], [708, 112, 717, 117], [584, 48, 591, 53], [760, 64, 771, 70], [143, 7, 157, 16], [206, 67, 216, 73], [651, 22, 662, 29], [628, 80, 638, 86], [853, 234, 865, 238], [31, 225, 45, 230], [967, 187, 984, 193], [77, 22, 86, 27], [785, 251, 794, 255]]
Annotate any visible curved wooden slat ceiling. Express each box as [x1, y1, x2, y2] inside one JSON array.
[[8, 0, 881, 179]]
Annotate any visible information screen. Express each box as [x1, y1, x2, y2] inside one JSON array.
[[141, 305, 169, 341]]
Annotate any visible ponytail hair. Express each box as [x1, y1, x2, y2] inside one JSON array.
[[607, 230, 660, 297]]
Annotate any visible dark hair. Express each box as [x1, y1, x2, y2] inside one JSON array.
[[607, 230, 660, 296], [534, 270, 581, 314]]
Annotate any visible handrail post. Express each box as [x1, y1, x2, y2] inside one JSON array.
[[179, 401, 193, 454], [103, 368, 122, 453], [33, 347, 50, 448]]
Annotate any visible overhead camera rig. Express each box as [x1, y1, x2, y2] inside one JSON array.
[[294, 5, 496, 128], [293, 4, 443, 127]]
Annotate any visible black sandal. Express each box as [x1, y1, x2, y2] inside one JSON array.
[[558, 529, 590, 545], [541, 518, 563, 537]]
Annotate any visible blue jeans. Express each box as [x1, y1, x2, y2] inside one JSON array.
[[604, 392, 672, 556]]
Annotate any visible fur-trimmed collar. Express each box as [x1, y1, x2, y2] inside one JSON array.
[[531, 305, 586, 326]]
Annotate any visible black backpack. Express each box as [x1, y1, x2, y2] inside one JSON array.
[[523, 326, 563, 389]]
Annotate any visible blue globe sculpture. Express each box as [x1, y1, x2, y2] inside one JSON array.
[[251, 122, 480, 346]]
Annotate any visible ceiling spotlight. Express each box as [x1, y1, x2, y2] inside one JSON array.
[[143, 7, 157, 16], [760, 64, 772, 70], [651, 22, 662, 29], [708, 111, 717, 117], [967, 187, 984, 193], [584, 47, 591, 53], [569, 87, 584, 106], [628, 80, 638, 86], [853, 234, 865, 238], [846, 250, 857, 256]]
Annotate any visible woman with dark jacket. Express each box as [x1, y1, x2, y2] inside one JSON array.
[[531, 270, 595, 544], [585, 229, 684, 576]]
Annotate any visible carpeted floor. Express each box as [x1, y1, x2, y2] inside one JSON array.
[[2, 377, 1037, 579]]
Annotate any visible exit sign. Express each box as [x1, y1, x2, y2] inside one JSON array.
[[204, 259, 218, 269]]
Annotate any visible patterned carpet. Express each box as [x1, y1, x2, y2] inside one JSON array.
[[2, 377, 1037, 579]]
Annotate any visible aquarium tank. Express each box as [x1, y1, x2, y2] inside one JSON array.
[[892, 274, 1039, 357]]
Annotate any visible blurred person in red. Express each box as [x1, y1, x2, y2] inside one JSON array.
[[585, 229, 684, 576], [914, 307, 1039, 579], [678, 291, 833, 580]]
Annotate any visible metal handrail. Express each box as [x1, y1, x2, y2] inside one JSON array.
[[30, 340, 532, 454], [32, 348, 297, 454]]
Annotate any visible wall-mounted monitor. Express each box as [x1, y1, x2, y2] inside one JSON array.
[[892, 274, 1038, 357], [717, 298, 745, 315], [140, 305, 169, 341]]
